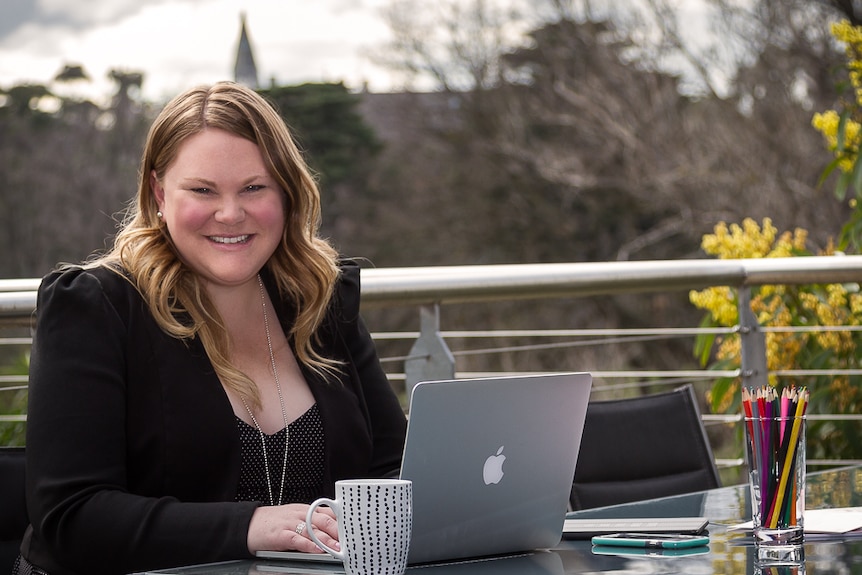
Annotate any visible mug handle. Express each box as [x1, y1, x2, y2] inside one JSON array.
[[306, 498, 344, 560]]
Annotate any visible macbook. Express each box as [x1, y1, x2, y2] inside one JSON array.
[[258, 372, 592, 566], [400, 372, 592, 564]]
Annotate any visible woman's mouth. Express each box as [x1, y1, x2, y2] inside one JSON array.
[[209, 235, 250, 244]]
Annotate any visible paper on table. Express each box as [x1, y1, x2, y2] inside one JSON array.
[[729, 507, 862, 534]]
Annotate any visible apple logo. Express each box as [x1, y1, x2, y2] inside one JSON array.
[[483, 446, 506, 485]]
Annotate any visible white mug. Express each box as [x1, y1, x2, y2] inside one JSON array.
[[306, 478, 412, 575]]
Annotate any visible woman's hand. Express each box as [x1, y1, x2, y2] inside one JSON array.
[[247, 503, 339, 554]]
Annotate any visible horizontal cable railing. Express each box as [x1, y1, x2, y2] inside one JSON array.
[[2, 255, 862, 477]]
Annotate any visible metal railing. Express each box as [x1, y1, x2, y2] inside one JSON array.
[[3, 255, 862, 474]]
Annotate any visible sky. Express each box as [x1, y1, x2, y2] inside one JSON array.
[[0, 0, 398, 104], [0, 0, 718, 105]]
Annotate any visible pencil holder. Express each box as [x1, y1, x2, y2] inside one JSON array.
[[744, 414, 805, 562]]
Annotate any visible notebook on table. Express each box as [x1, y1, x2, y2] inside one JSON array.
[[258, 372, 593, 566]]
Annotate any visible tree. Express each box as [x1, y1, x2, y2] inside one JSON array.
[[374, 0, 526, 92], [370, 0, 849, 265], [352, 0, 854, 382], [0, 71, 148, 278], [257, 83, 382, 254]]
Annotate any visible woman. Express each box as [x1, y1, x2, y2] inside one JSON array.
[[16, 82, 407, 575]]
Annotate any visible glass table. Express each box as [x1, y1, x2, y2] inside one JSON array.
[[144, 466, 862, 575]]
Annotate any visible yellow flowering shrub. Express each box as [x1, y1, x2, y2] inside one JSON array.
[[812, 110, 861, 173], [813, 20, 862, 248], [690, 218, 862, 461]]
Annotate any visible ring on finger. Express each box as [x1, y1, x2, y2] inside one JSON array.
[[296, 521, 307, 536]]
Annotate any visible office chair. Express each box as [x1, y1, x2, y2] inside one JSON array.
[[570, 384, 721, 511], [0, 447, 27, 570]]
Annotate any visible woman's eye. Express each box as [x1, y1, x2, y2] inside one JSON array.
[[191, 187, 212, 194], [245, 185, 264, 192]]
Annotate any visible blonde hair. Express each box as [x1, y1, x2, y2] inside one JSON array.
[[91, 82, 340, 409]]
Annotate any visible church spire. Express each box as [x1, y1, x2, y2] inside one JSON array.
[[234, 12, 259, 89]]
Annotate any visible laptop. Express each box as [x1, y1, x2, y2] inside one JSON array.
[[400, 372, 591, 564], [258, 372, 592, 566]]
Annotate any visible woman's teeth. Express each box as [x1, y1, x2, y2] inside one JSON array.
[[210, 235, 249, 244]]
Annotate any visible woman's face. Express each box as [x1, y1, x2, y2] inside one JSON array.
[[151, 127, 286, 290]]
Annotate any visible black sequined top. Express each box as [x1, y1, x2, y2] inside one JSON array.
[[235, 403, 325, 505]]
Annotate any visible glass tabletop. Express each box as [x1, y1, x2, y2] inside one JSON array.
[[144, 466, 862, 575]]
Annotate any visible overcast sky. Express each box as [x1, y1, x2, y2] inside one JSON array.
[[0, 0, 397, 104], [0, 0, 720, 105]]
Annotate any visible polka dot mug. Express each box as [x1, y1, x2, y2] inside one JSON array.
[[307, 478, 412, 575]]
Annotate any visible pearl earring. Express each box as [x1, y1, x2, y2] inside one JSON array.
[[157, 211, 163, 219]]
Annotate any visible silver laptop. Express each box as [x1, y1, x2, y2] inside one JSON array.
[[401, 372, 592, 564], [257, 372, 592, 566]]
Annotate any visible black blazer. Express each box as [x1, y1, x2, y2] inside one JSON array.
[[21, 261, 407, 575]]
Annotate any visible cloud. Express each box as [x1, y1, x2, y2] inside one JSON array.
[[0, 0, 39, 39], [0, 0, 174, 42], [38, 0, 174, 28], [0, 0, 400, 102]]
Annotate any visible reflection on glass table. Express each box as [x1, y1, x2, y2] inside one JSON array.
[[557, 465, 862, 574], [143, 466, 862, 575]]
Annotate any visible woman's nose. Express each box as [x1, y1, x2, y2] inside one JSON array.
[[215, 196, 246, 223]]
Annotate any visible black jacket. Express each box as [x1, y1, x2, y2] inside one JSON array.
[[21, 261, 407, 575]]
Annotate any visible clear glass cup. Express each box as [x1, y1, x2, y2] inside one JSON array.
[[744, 415, 805, 563]]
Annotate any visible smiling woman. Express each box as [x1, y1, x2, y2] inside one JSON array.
[[16, 81, 407, 575]]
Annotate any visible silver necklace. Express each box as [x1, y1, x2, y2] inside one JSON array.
[[239, 275, 290, 506]]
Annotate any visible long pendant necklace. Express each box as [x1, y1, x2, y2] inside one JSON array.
[[239, 275, 290, 506]]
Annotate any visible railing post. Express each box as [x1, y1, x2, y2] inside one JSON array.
[[404, 304, 455, 405], [738, 286, 768, 391]]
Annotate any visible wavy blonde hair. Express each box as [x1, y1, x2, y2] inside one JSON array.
[[91, 82, 340, 409]]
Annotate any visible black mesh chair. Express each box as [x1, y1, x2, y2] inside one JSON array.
[[0, 447, 27, 571], [570, 384, 721, 511]]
